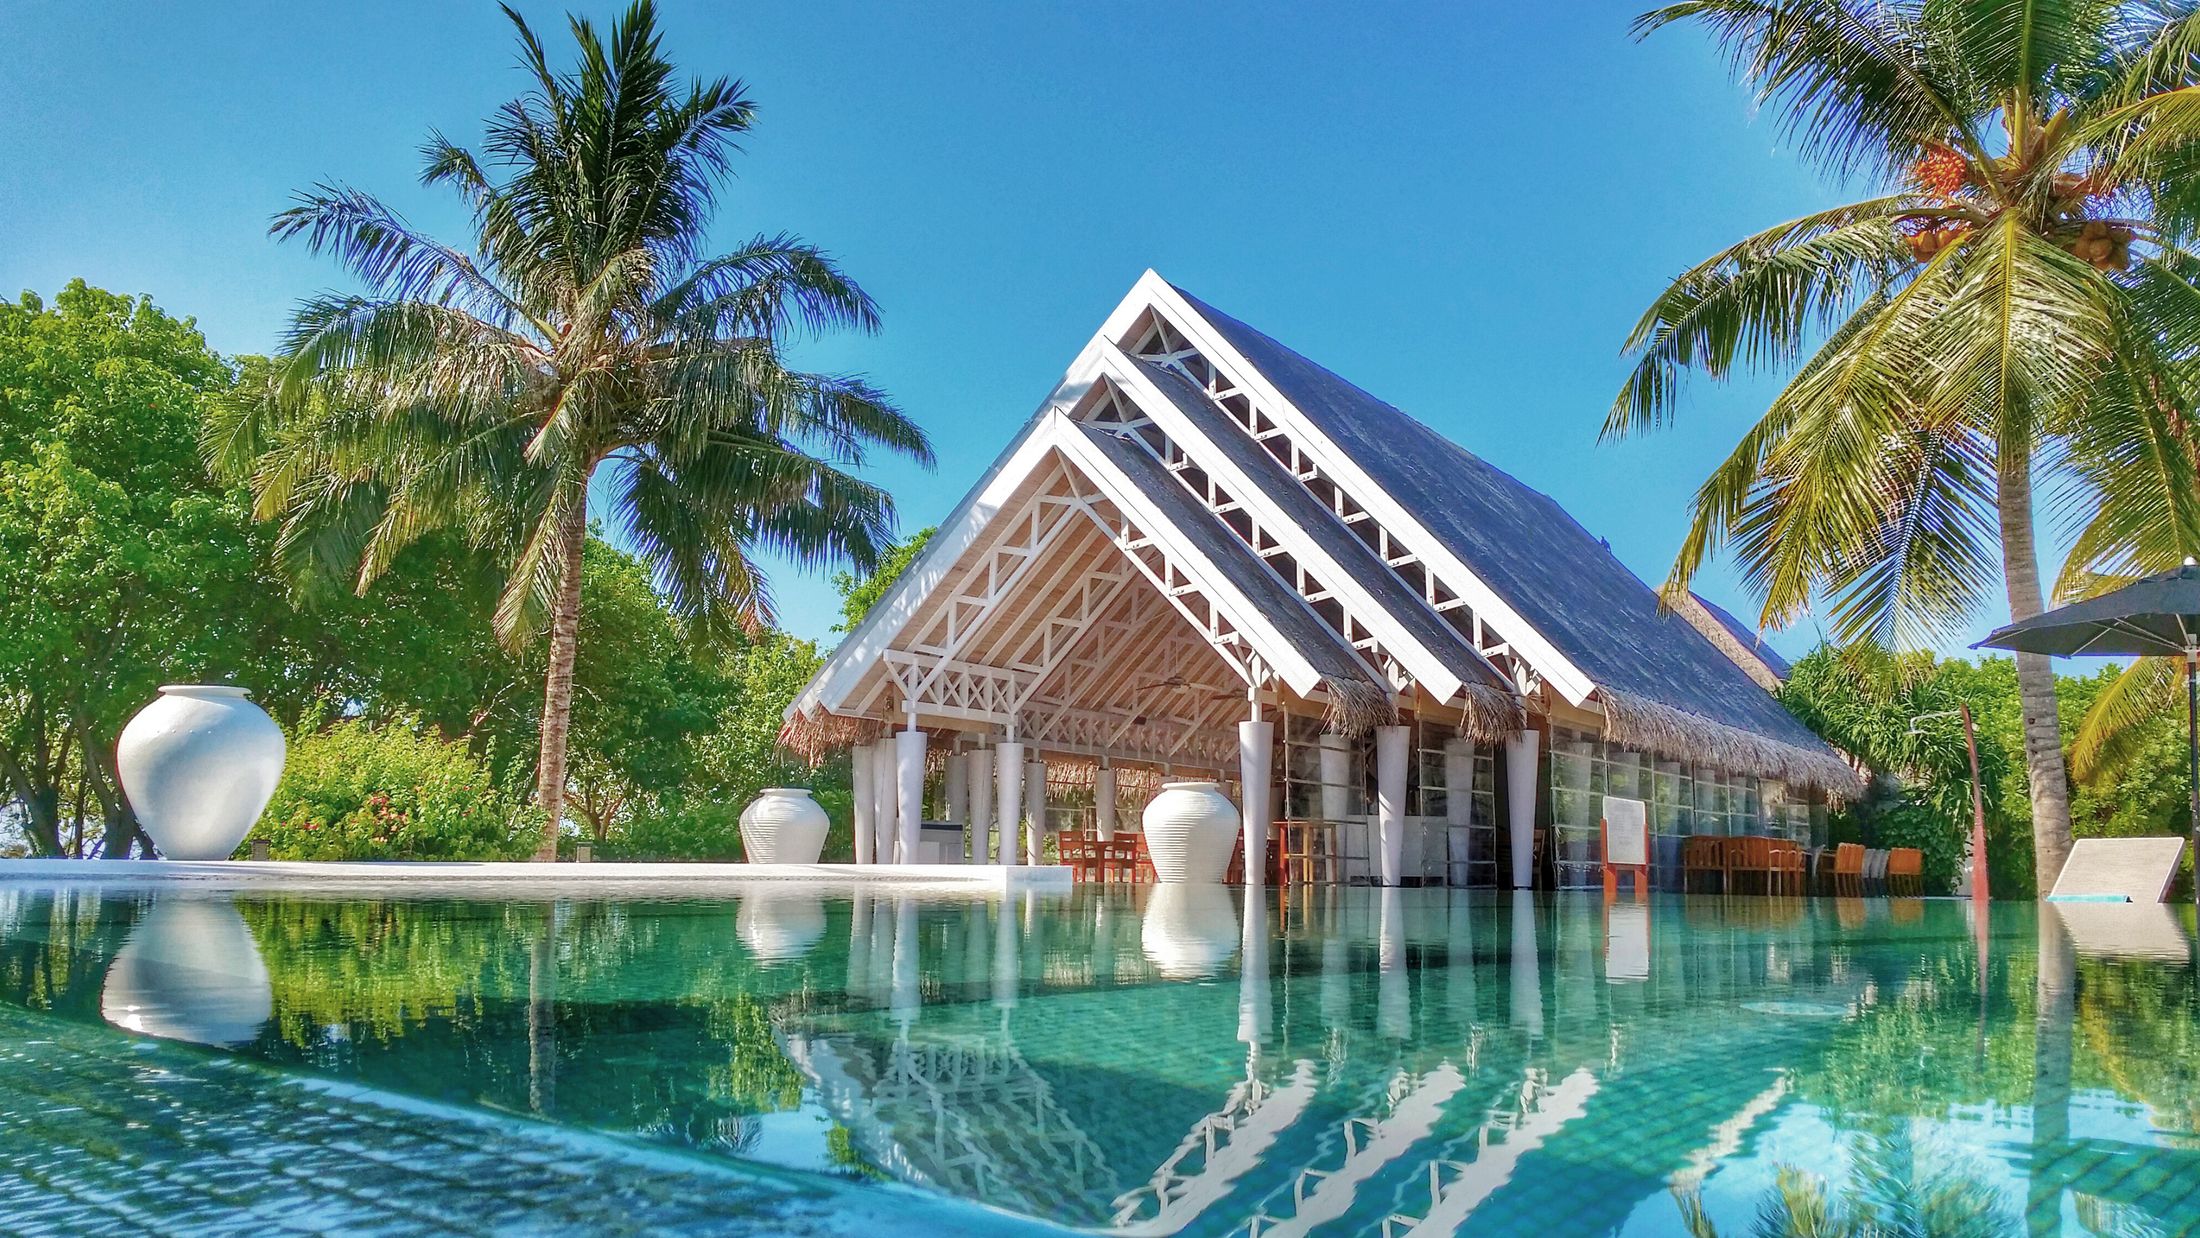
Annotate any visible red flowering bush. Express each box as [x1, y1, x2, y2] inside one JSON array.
[[247, 719, 541, 860]]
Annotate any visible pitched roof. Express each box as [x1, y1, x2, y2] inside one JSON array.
[[1171, 286, 1848, 787]]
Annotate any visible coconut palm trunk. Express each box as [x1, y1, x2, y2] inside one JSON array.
[[532, 505, 589, 861], [1998, 444, 2073, 892]]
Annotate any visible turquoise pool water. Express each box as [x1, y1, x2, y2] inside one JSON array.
[[0, 883, 2194, 1235]]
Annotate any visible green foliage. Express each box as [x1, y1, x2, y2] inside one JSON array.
[[833, 526, 934, 633], [1780, 644, 2021, 894], [254, 718, 541, 860], [0, 281, 255, 856], [593, 800, 743, 862]]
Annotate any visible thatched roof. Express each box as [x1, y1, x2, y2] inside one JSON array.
[[1170, 285, 1856, 794], [785, 271, 1854, 795]]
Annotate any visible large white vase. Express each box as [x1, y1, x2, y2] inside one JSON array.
[[1141, 884, 1242, 979], [116, 685, 285, 860], [740, 788, 830, 864], [101, 898, 272, 1047], [1140, 780, 1240, 882]]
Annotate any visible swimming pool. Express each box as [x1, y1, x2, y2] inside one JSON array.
[[0, 883, 2191, 1235]]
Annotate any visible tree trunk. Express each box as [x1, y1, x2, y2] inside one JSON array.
[[532, 506, 589, 861], [0, 749, 62, 857], [1999, 440, 2074, 894], [80, 732, 148, 859]]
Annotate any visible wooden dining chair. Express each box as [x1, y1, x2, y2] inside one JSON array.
[[1767, 839, 1806, 895], [1720, 836, 1751, 894], [1832, 843, 1865, 897], [1863, 848, 1890, 895], [1886, 847, 1923, 896], [1056, 831, 1101, 882], [1681, 836, 1721, 893]]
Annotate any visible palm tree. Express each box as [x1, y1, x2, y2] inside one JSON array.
[[228, 1, 932, 857], [1611, 2, 2200, 892]]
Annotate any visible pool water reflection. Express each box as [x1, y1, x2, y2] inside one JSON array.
[[1, 884, 2196, 1235]]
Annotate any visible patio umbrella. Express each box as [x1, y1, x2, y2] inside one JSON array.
[[1976, 560, 2200, 897]]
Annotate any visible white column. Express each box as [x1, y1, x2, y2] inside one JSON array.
[[1239, 719, 1274, 887], [996, 741, 1024, 865], [1023, 757, 1047, 862], [896, 729, 927, 864], [1375, 724, 1410, 888], [1505, 729, 1542, 889], [942, 750, 968, 861], [1318, 732, 1351, 820], [850, 741, 875, 865], [870, 741, 899, 866], [968, 747, 996, 865], [943, 752, 968, 822], [1095, 766, 1118, 840]]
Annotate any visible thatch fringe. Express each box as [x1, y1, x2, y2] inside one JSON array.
[[1599, 689, 1864, 801], [1455, 682, 1529, 743], [776, 708, 884, 766], [1321, 677, 1398, 736]]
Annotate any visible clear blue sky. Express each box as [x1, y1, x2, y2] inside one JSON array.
[[0, 1, 2037, 658]]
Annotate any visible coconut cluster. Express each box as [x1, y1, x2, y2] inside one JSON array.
[[2060, 219, 2133, 271]]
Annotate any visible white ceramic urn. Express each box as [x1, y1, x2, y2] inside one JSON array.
[[1141, 883, 1242, 979], [739, 788, 830, 864], [116, 685, 286, 860], [101, 898, 273, 1048], [1140, 780, 1240, 883]]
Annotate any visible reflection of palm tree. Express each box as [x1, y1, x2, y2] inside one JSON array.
[[1672, 1130, 2014, 1237]]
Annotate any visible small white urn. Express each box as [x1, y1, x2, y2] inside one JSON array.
[[1141, 883, 1242, 979], [740, 788, 830, 864], [101, 898, 273, 1047], [116, 685, 286, 860], [1140, 780, 1240, 883]]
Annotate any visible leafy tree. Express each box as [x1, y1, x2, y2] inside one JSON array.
[[832, 526, 933, 633], [1613, 3, 2200, 891], [0, 282, 252, 857], [227, 1, 931, 858], [1780, 644, 2025, 893]]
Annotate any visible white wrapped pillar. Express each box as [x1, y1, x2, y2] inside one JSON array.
[[944, 752, 968, 822], [942, 750, 969, 861], [1375, 725, 1410, 888], [850, 741, 875, 865], [1095, 766, 1118, 840], [969, 747, 996, 864], [995, 742, 1024, 865], [869, 741, 898, 866], [1023, 758, 1047, 862], [1239, 719, 1274, 886], [896, 729, 927, 864], [1506, 730, 1542, 889]]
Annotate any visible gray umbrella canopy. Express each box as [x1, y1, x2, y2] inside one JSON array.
[[1977, 564, 2200, 658]]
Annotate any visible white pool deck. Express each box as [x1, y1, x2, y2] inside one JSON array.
[[0, 858, 1073, 894]]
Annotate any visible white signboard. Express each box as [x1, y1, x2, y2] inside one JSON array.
[[1602, 796, 1648, 868]]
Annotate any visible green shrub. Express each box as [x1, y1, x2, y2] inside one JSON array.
[[1870, 796, 1966, 895], [251, 719, 540, 860], [593, 800, 744, 861]]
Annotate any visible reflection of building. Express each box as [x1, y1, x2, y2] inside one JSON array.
[[784, 273, 1856, 887], [779, 888, 1929, 1236]]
